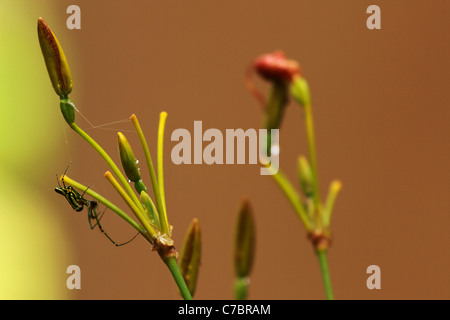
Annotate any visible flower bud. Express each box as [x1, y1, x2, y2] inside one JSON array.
[[37, 18, 72, 97], [290, 76, 311, 108], [247, 51, 301, 131], [118, 132, 142, 183], [234, 198, 255, 278], [323, 180, 342, 227], [254, 50, 301, 83], [298, 156, 315, 198], [179, 218, 201, 297]]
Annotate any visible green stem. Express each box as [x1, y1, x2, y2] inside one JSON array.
[[157, 112, 170, 235], [234, 277, 249, 300], [316, 249, 333, 300], [164, 256, 193, 300], [263, 81, 288, 154], [304, 105, 321, 205], [69, 123, 143, 212], [304, 104, 322, 227]]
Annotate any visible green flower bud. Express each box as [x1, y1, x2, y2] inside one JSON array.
[[298, 156, 315, 198], [37, 18, 72, 97], [234, 198, 255, 278], [323, 180, 342, 227], [290, 77, 311, 108], [118, 132, 142, 184], [179, 218, 201, 297]]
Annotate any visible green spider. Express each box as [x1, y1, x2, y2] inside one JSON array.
[[55, 165, 137, 247]]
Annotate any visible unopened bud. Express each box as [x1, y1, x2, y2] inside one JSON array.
[[254, 50, 301, 83], [179, 218, 201, 297], [37, 18, 72, 97], [118, 132, 142, 183], [234, 198, 255, 278], [247, 51, 301, 130], [298, 156, 315, 198], [290, 76, 311, 108]]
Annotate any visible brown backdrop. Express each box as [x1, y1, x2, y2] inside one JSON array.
[[22, 1, 450, 299]]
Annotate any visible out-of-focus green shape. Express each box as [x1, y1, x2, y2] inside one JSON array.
[[0, 1, 74, 299], [234, 277, 250, 300], [178, 218, 201, 297], [263, 81, 289, 132], [290, 77, 311, 108], [298, 156, 315, 198], [323, 180, 342, 227], [233, 198, 256, 300], [234, 198, 255, 279], [0, 170, 73, 299], [0, 1, 70, 176]]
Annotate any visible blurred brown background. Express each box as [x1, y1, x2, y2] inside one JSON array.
[[3, 0, 449, 299]]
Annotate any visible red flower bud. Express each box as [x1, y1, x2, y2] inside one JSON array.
[[253, 50, 301, 83], [246, 50, 301, 108]]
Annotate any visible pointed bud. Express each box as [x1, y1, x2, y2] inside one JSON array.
[[290, 76, 311, 108], [37, 18, 72, 97], [298, 156, 315, 198], [118, 132, 145, 193], [234, 198, 255, 278], [179, 218, 201, 297], [323, 180, 342, 227]]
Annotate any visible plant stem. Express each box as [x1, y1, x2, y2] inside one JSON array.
[[316, 249, 333, 300], [234, 277, 249, 300], [164, 255, 193, 300], [304, 104, 322, 222]]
